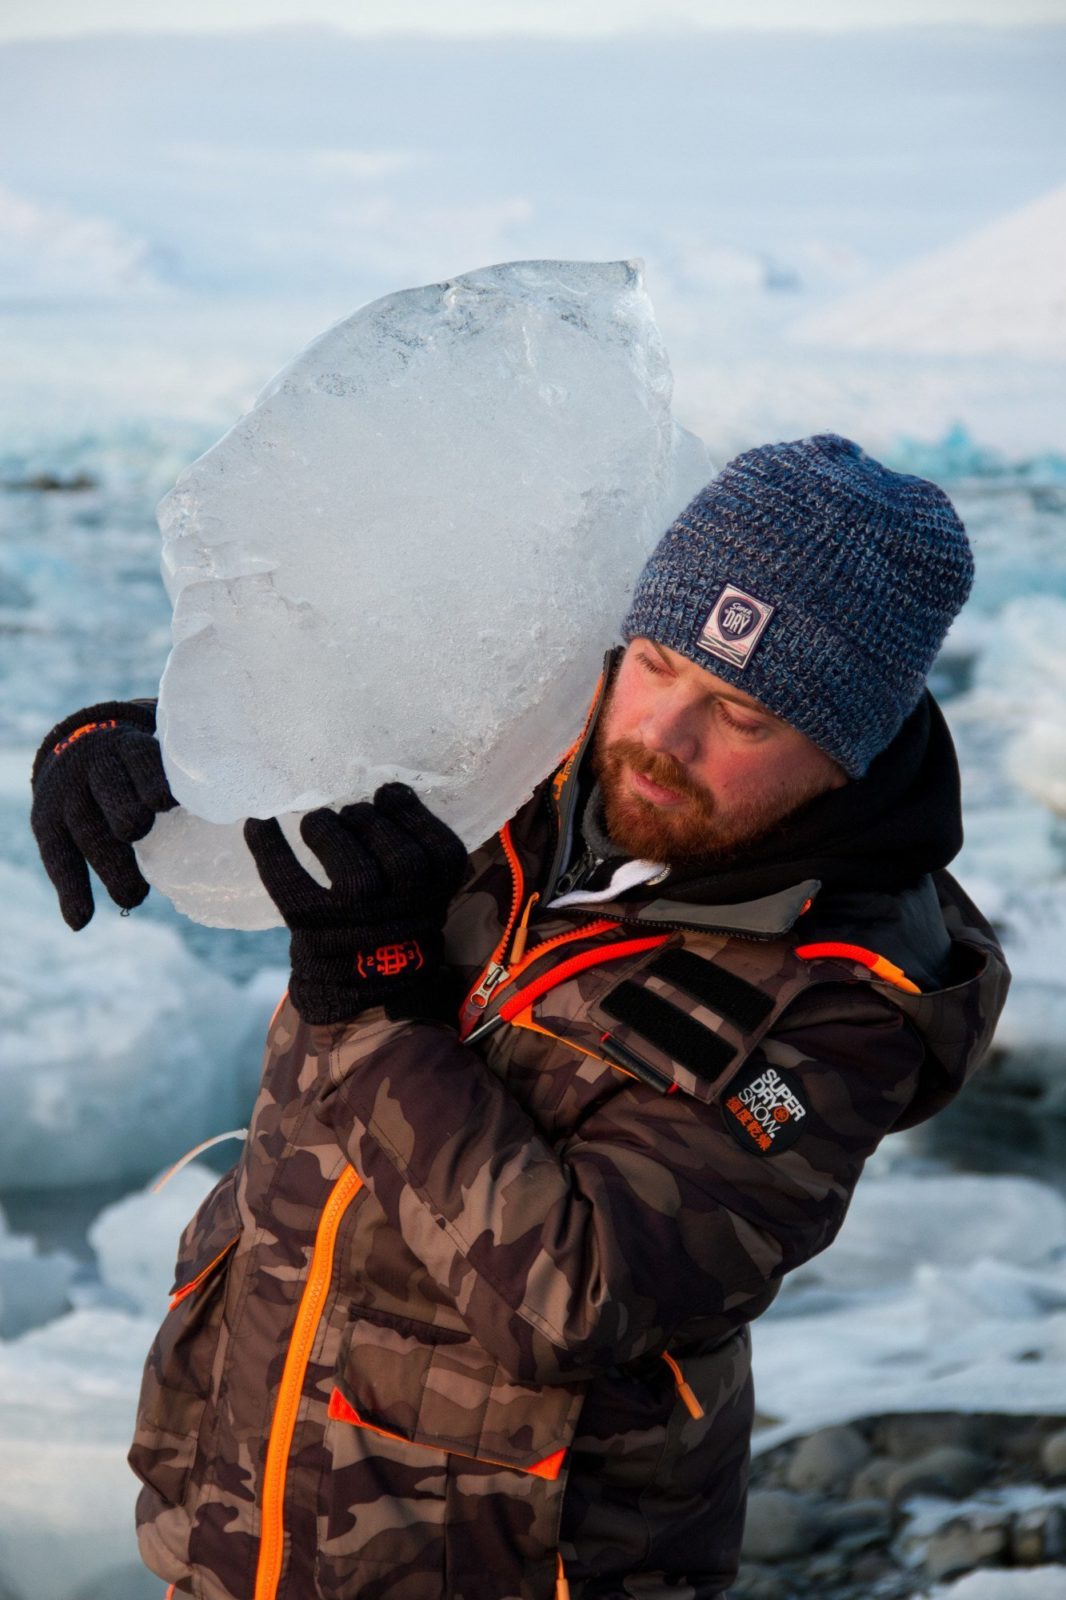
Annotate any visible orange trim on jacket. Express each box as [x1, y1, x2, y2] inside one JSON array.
[[168, 1236, 239, 1309], [795, 941, 921, 995], [498, 935, 670, 1023], [327, 1385, 566, 1481]]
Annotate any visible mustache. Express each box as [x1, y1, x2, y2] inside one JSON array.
[[597, 737, 713, 810]]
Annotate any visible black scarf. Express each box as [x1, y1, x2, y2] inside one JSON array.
[[584, 691, 963, 907]]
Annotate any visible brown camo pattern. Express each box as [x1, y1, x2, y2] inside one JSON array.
[[129, 775, 1008, 1600]]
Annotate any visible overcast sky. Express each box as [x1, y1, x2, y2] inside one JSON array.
[[2, 0, 1064, 41]]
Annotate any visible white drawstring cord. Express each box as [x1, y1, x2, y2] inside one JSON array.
[[152, 1128, 249, 1192]]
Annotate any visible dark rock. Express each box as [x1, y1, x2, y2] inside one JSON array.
[[849, 1455, 896, 1501], [786, 1424, 870, 1494], [848, 1547, 898, 1590], [922, 1511, 1011, 1582], [728, 1563, 793, 1600], [875, 1413, 981, 1458], [821, 1497, 893, 1551], [741, 1488, 823, 1562], [803, 1550, 848, 1584], [886, 1445, 990, 1505], [999, 1419, 1051, 1466], [6, 471, 97, 493], [1011, 1503, 1066, 1565], [1042, 1427, 1066, 1479]]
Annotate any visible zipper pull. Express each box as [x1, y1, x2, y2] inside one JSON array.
[[510, 893, 540, 964], [554, 846, 603, 899], [465, 960, 510, 1015], [662, 1351, 704, 1420], [554, 1552, 570, 1600]]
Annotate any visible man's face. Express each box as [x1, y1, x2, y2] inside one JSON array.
[[593, 639, 847, 864]]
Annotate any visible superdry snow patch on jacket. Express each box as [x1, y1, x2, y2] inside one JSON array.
[[129, 685, 1009, 1600]]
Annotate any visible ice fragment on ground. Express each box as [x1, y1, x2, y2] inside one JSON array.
[[0, 860, 259, 1187], [89, 1163, 219, 1314], [141, 259, 711, 928], [924, 1565, 1066, 1598], [752, 1172, 1066, 1453], [0, 1306, 158, 1600], [0, 1202, 76, 1339], [793, 183, 1066, 358], [964, 596, 1066, 818], [799, 1173, 1066, 1290]]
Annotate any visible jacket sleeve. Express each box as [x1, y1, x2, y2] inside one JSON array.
[[313, 984, 923, 1386]]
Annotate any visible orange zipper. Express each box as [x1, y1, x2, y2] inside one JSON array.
[[460, 916, 623, 1042], [459, 821, 527, 1023], [254, 1164, 364, 1600]]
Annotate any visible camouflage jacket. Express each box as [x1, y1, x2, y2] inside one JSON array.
[[130, 692, 1009, 1600]]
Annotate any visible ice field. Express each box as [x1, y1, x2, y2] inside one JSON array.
[[1, 19, 1065, 1593], [3, 275, 1066, 1597]]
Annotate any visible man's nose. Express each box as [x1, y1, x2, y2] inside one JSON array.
[[640, 695, 701, 766]]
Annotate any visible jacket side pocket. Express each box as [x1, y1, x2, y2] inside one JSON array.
[[128, 1168, 241, 1510], [316, 1313, 585, 1600]]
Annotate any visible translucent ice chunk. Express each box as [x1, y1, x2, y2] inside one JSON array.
[[139, 259, 711, 928], [968, 595, 1066, 817]]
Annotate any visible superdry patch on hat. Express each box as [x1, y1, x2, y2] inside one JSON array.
[[621, 433, 974, 777]]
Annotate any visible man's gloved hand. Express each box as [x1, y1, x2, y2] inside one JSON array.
[[30, 700, 177, 930], [244, 783, 469, 1027]]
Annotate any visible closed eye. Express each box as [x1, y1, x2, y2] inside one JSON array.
[[717, 700, 767, 737], [636, 648, 671, 678]]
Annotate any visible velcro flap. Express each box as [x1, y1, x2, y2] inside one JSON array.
[[588, 939, 816, 1103], [646, 947, 774, 1031], [601, 982, 735, 1080]]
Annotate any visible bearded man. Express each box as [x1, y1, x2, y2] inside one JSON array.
[[31, 434, 1009, 1600]]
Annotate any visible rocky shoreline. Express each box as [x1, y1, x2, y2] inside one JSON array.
[[730, 1413, 1066, 1598]]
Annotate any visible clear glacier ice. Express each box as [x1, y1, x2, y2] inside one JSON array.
[[138, 259, 712, 928]]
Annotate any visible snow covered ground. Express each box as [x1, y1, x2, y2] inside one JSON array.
[[753, 1165, 1066, 1454], [793, 185, 1066, 359], [928, 1568, 1066, 1598]]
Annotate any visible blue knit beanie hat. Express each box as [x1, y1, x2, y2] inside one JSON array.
[[621, 434, 973, 777]]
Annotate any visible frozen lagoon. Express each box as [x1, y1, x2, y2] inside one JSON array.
[[3, 298, 1066, 1597]]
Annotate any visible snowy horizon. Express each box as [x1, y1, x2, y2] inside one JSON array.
[[5, 1, 1066, 43], [1, 24, 1062, 304]]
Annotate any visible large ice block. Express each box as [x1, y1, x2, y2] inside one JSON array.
[[139, 259, 711, 927]]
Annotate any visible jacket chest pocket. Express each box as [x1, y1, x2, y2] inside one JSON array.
[[315, 1313, 584, 1600], [128, 1168, 241, 1512]]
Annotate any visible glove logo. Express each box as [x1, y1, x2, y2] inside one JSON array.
[[357, 941, 425, 980], [721, 1061, 808, 1155], [52, 719, 119, 758]]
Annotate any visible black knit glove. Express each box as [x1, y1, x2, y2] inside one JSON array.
[[30, 700, 177, 930], [244, 783, 469, 1027]]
